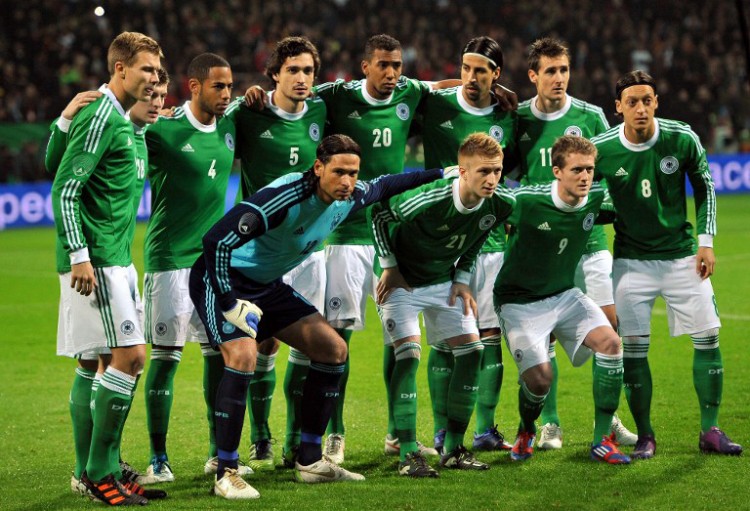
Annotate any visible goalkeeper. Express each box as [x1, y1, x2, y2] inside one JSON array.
[[188, 134, 443, 496]]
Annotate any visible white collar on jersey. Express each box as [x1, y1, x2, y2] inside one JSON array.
[[98, 84, 127, 117], [618, 118, 660, 152], [530, 93, 572, 121], [361, 79, 394, 105], [452, 177, 486, 213], [456, 86, 497, 116], [267, 91, 309, 120], [182, 101, 217, 133], [551, 179, 589, 211]]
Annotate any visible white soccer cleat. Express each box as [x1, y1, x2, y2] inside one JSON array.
[[70, 473, 91, 497], [137, 456, 175, 484], [537, 423, 563, 450], [213, 468, 260, 500], [204, 457, 254, 477], [384, 434, 438, 456], [610, 414, 638, 446], [324, 434, 345, 464], [294, 457, 365, 483]]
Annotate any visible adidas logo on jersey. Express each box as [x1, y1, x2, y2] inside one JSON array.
[[520, 132, 531, 142], [437, 224, 450, 231], [348, 111, 361, 119], [181, 143, 195, 152], [293, 226, 305, 235], [537, 222, 551, 231], [440, 120, 453, 129], [260, 130, 274, 139], [615, 167, 628, 177]]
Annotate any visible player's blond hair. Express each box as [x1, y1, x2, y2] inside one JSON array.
[[458, 132, 504, 160], [107, 32, 163, 76], [551, 135, 597, 169]]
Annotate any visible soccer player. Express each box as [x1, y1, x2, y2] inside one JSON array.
[[51, 31, 167, 505], [372, 133, 514, 476], [496, 135, 630, 465], [232, 36, 327, 471], [138, 53, 242, 484], [419, 36, 516, 454], [189, 134, 443, 499], [592, 70, 742, 458], [515, 37, 635, 449]]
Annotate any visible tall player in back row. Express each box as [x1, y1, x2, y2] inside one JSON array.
[[592, 70, 742, 458], [515, 37, 635, 449]]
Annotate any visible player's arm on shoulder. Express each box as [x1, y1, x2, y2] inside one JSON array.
[[244, 85, 269, 111], [492, 84, 518, 112], [45, 91, 102, 173], [354, 168, 443, 212]]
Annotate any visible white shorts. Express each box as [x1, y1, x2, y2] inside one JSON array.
[[613, 256, 721, 337], [497, 288, 608, 374], [282, 250, 326, 312], [324, 245, 378, 330], [57, 264, 144, 358], [143, 268, 208, 347], [470, 252, 504, 330], [574, 250, 614, 307], [377, 282, 479, 345]]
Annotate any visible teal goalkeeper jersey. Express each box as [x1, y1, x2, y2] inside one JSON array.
[[421, 85, 517, 253], [315, 76, 432, 244], [516, 94, 610, 253], [51, 86, 138, 273], [143, 101, 236, 272], [494, 181, 611, 307], [592, 118, 716, 260], [372, 178, 515, 287], [234, 93, 327, 196]]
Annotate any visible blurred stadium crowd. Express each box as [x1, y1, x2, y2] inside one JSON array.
[[1, 0, 749, 182]]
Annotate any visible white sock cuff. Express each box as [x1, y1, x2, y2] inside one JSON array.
[[256, 352, 277, 371], [151, 348, 183, 362], [394, 342, 421, 361], [480, 334, 502, 346], [691, 328, 720, 350], [452, 340, 484, 358], [288, 348, 311, 366], [101, 366, 136, 396], [520, 380, 547, 403], [622, 335, 650, 358]]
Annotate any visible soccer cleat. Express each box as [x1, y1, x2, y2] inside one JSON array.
[[282, 446, 299, 469], [434, 429, 446, 455], [136, 454, 175, 484], [398, 451, 439, 478], [324, 433, 345, 464], [80, 472, 148, 506], [119, 460, 142, 484], [610, 414, 638, 446], [473, 425, 513, 451], [121, 478, 168, 500], [699, 427, 743, 455], [248, 439, 275, 471], [537, 423, 563, 450], [591, 433, 631, 464], [71, 473, 92, 497], [511, 431, 536, 461], [213, 468, 260, 500], [384, 434, 439, 456], [204, 456, 254, 476], [631, 435, 657, 459], [294, 456, 365, 483], [440, 445, 489, 470]]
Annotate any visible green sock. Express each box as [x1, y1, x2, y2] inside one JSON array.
[[427, 343, 453, 436], [70, 367, 96, 479], [146, 349, 181, 457], [113, 373, 139, 479], [592, 353, 623, 443], [249, 352, 277, 443], [283, 349, 309, 452], [444, 341, 483, 454], [383, 344, 396, 437], [328, 329, 351, 435], [475, 335, 503, 434], [86, 367, 135, 482], [539, 344, 559, 425], [623, 336, 654, 437], [518, 381, 545, 434], [202, 347, 224, 458], [391, 342, 421, 461], [692, 339, 722, 432]]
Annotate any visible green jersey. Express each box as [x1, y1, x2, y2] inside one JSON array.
[[234, 93, 326, 196], [316, 76, 432, 244], [372, 178, 515, 287], [592, 118, 716, 260], [421, 85, 517, 253], [51, 87, 138, 273], [494, 181, 611, 306], [130, 123, 148, 244], [516, 94, 610, 253], [143, 101, 236, 272]]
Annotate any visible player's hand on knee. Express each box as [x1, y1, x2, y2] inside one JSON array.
[[222, 299, 263, 338], [71, 261, 97, 296], [377, 267, 411, 305], [449, 282, 477, 317]]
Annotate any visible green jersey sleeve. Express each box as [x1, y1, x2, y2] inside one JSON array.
[[45, 117, 71, 173]]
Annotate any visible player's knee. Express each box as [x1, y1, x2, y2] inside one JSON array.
[[599, 332, 622, 356], [329, 336, 348, 364], [523, 365, 552, 395], [257, 337, 280, 356]]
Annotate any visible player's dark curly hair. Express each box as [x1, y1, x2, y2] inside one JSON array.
[[265, 36, 321, 83], [462, 36, 503, 72]]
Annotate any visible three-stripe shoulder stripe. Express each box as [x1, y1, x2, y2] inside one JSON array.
[[399, 186, 452, 217], [83, 99, 114, 154]]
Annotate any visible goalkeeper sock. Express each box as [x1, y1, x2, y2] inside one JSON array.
[[327, 329, 351, 435], [202, 346, 224, 458]]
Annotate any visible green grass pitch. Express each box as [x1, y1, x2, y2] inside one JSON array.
[[0, 196, 748, 510]]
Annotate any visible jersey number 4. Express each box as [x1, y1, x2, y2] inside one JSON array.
[[208, 159, 217, 179]]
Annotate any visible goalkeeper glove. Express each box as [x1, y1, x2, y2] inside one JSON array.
[[222, 299, 263, 338]]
